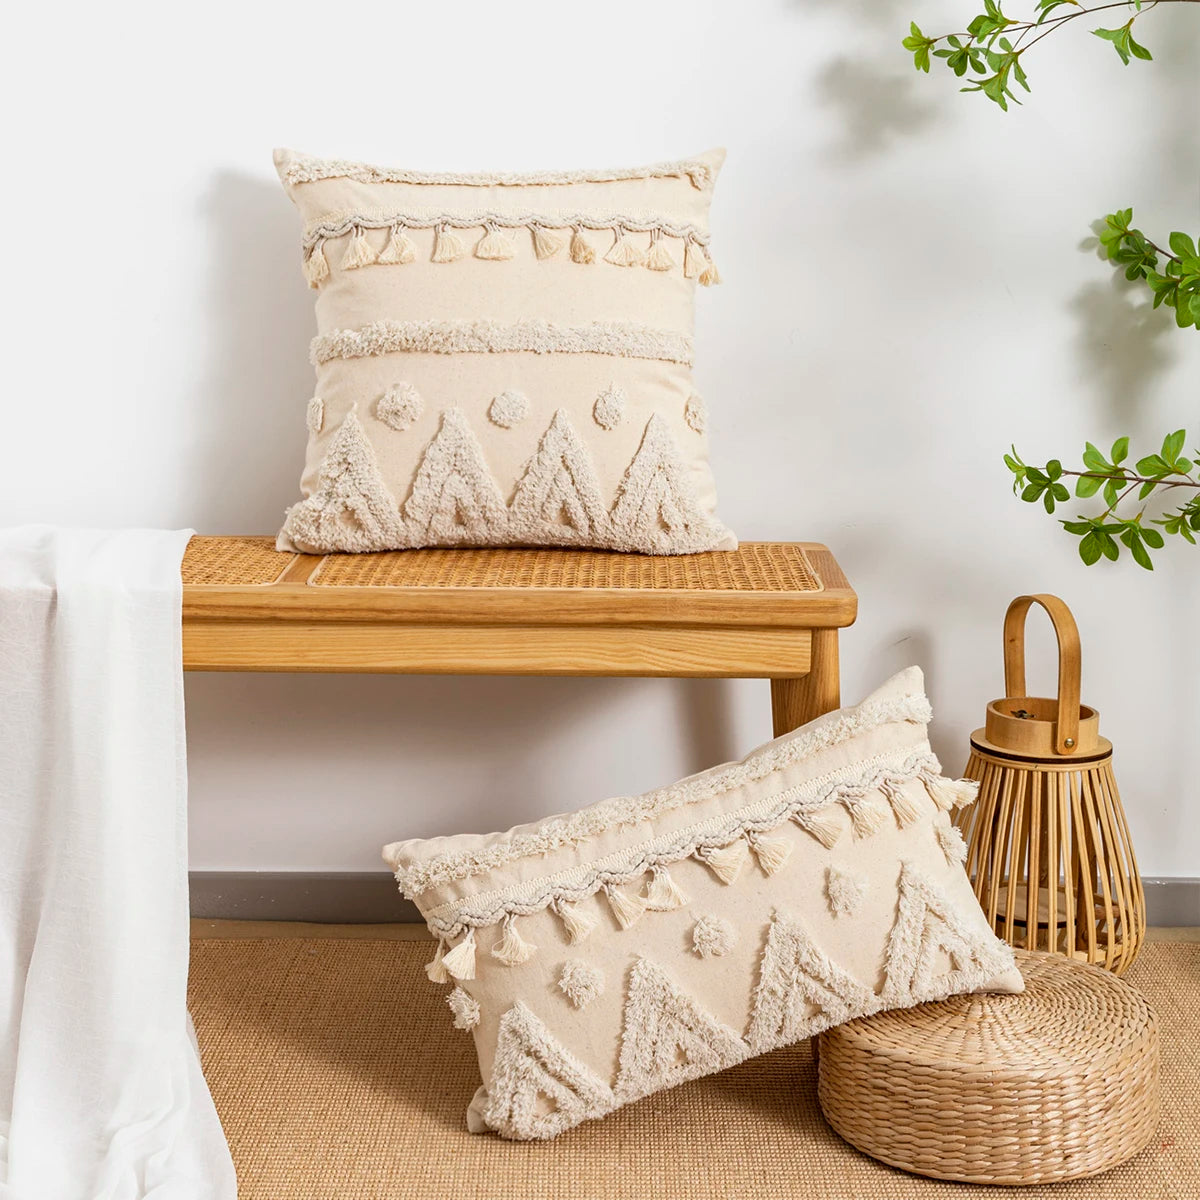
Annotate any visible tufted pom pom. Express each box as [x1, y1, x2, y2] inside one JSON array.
[[592, 383, 626, 431], [447, 986, 480, 1030], [692, 914, 736, 958], [558, 960, 604, 1009], [377, 383, 424, 432], [305, 396, 324, 436], [826, 865, 867, 917], [937, 820, 969, 866], [488, 389, 529, 429], [441, 929, 476, 981], [377, 225, 417, 265]]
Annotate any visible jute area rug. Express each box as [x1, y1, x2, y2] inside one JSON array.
[[188, 934, 1197, 1200]]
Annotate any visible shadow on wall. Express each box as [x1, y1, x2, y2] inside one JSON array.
[[792, 0, 941, 160], [184, 673, 745, 854], [186, 171, 315, 533], [1068, 271, 1178, 427]]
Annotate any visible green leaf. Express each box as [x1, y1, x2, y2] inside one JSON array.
[[1169, 232, 1198, 259], [1111, 436, 1129, 464], [1163, 429, 1186, 464], [1047, 459, 1063, 480], [1076, 473, 1103, 498], [1142, 528, 1165, 549], [1078, 532, 1102, 565], [1127, 29, 1152, 60], [1021, 483, 1043, 503]]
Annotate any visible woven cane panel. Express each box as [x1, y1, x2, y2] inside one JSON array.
[[311, 544, 821, 592], [181, 537, 294, 586]]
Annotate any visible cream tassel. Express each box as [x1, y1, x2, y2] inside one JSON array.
[[441, 928, 476, 980], [432, 225, 466, 263], [792, 807, 843, 849], [303, 241, 329, 288], [695, 839, 749, 885], [425, 939, 450, 984], [748, 831, 793, 876], [341, 227, 377, 270], [377, 224, 417, 265], [475, 223, 516, 261], [490, 914, 536, 966], [552, 897, 598, 944], [604, 228, 645, 267], [644, 232, 676, 272], [844, 792, 891, 839], [644, 865, 688, 911], [683, 239, 707, 279], [924, 774, 979, 813], [569, 227, 596, 264], [699, 254, 721, 286], [531, 225, 565, 260], [883, 779, 924, 828], [604, 883, 646, 930]]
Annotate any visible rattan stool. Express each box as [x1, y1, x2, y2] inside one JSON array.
[[817, 951, 1159, 1185]]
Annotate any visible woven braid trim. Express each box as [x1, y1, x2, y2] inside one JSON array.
[[300, 212, 710, 250], [387, 688, 933, 898], [417, 748, 941, 938], [310, 320, 693, 367], [279, 151, 717, 190]]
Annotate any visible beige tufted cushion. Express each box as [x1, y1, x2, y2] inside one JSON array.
[[383, 668, 1023, 1140], [274, 148, 735, 554]]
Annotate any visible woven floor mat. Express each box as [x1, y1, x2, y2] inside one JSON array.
[[188, 938, 1196, 1200]]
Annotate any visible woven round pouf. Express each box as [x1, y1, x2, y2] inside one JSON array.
[[817, 951, 1159, 1185]]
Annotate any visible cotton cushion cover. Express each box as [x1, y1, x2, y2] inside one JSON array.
[[274, 147, 735, 555], [383, 668, 1023, 1140]]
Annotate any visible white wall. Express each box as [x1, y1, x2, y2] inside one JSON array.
[[4, 0, 1197, 879]]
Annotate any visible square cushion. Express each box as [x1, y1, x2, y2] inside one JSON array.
[[274, 148, 735, 555], [383, 668, 1023, 1140]]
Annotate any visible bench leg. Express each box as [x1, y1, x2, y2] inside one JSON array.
[[770, 629, 840, 737]]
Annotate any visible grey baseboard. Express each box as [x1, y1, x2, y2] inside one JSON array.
[[190, 871, 419, 923], [189, 870, 1200, 927]]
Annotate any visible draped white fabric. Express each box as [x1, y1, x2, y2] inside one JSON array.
[[0, 528, 235, 1200]]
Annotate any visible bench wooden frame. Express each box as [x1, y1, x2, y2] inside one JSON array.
[[182, 540, 857, 736]]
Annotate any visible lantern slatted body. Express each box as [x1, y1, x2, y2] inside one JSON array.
[[956, 595, 1145, 976]]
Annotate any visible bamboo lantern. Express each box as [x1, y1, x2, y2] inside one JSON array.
[[957, 594, 1145, 975]]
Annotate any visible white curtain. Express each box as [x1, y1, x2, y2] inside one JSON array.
[[0, 527, 235, 1200]]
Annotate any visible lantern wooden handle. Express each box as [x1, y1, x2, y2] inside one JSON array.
[[1003, 594, 1082, 754]]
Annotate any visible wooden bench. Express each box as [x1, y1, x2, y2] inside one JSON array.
[[181, 539, 857, 736]]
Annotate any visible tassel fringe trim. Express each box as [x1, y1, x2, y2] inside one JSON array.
[[299, 214, 716, 285], [413, 747, 967, 942], [407, 751, 983, 975]]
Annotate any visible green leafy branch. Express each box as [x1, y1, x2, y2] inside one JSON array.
[[1099, 209, 1200, 330], [903, 0, 1197, 111], [1006, 431, 1200, 568]]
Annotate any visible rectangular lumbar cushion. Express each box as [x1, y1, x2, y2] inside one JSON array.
[[383, 668, 1023, 1140], [274, 147, 735, 555]]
